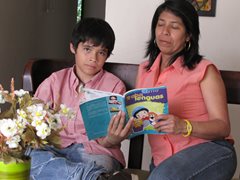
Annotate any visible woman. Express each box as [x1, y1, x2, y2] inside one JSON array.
[[136, 1, 237, 179]]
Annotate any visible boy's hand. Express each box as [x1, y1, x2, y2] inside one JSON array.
[[99, 111, 133, 148]]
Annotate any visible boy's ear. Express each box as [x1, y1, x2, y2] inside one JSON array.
[[70, 43, 76, 54]]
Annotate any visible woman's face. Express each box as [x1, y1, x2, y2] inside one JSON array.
[[155, 10, 190, 57]]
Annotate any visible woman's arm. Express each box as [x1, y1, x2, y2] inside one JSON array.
[[190, 65, 230, 139], [154, 65, 230, 140]]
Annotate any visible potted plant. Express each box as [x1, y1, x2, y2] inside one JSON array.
[[0, 78, 74, 179]]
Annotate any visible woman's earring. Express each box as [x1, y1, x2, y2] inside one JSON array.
[[185, 41, 191, 51]]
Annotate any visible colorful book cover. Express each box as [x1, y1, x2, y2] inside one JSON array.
[[80, 86, 168, 140], [124, 86, 168, 138]]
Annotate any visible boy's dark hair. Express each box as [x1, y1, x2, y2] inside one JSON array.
[[71, 17, 115, 57], [145, 0, 202, 70]]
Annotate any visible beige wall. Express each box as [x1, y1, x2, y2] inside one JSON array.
[[105, 0, 240, 178]]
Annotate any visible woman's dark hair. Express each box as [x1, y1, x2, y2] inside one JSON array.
[[71, 17, 115, 57], [145, 0, 202, 70]]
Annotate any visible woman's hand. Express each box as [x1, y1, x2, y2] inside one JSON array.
[[153, 114, 186, 135], [99, 111, 133, 148]]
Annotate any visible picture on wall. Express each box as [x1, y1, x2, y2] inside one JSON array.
[[165, 0, 216, 17], [186, 0, 216, 17]]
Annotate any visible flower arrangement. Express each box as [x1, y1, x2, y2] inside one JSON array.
[[0, 79, 74, 164]]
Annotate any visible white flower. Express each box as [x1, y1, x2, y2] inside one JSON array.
[[16, 116, 28, 134], [17, 109, 27, 120], [0, 94, 5, 104], [36, 122, 51, 139], [0, 119, 18, 138], [60, 104, 70, 115], [27, 104, 47, 122], [14, 89, 29, 97], [47, 113, 62, 131], [0, 90, 8, 104], [6, 135, 21, 148], [60, 104, 75, 119], [0, 119, 5, 127], [31, 119, 43, 128]]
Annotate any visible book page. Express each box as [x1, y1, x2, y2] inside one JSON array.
[[80, 93, 125, 140], [82, 88, 121, 103]]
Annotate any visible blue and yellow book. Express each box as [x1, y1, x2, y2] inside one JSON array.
[[80, 86, 168, 140]]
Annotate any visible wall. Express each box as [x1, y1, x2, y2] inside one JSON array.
[[105, 0, 240, 178], [0, 1, 35, 89], [34, 1, 77, 59], [0, 0, 76, 89], [82, 0, 106, 19]]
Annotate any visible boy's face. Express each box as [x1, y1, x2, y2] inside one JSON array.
[[110, 96, 117, 100], [70, 41, 108, 83]]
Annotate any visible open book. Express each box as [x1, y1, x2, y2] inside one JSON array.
[[80, 86, 168, 140]]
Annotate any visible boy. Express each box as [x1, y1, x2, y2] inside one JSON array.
[[28, 18, 133, 180]]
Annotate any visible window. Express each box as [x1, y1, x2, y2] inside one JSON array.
[[77, 0, 83, 22]]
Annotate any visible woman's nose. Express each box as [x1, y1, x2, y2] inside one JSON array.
[[162, 26, 170, 35]]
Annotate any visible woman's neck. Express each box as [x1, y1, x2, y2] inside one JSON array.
[[160, 54, 171, 71]]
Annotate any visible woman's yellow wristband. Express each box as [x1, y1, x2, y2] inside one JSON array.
[[182, 119, 192, 137]]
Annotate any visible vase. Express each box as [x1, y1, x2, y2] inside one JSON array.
[[0, 160, 31, 180]]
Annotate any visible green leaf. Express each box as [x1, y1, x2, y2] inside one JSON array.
[[46, 131, 61, 148]]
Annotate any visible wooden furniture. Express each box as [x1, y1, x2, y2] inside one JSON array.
[[22, 58, 240, 179], [220, 71, 240, 105]]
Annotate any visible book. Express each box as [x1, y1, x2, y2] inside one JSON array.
[[80, 86, 168, 140]]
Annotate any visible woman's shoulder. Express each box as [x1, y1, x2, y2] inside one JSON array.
[[191, 58, 217, 72], [192, 58, 219, 81], [139, 60, 149, 67], [137, 60, 149, 73], [198, 58, 215, 66]]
